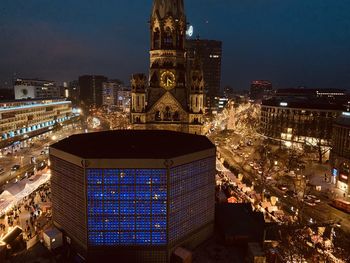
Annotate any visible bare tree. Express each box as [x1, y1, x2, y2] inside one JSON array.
[[257, 141, 276, 200]]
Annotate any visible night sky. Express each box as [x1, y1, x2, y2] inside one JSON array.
[[0, 0, 350, 90]]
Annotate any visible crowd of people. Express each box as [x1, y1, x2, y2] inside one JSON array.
[[0, 183, 52, 241]]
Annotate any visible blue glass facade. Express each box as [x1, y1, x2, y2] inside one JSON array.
[[87, 169, 167, 246], [169, 157, 215, 245]]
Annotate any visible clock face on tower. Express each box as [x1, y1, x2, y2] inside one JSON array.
[[160, 71, 176, 90]]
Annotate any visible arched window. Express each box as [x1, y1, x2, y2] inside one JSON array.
[[163, 29, 173, 49], [164, 106, 171, 121], [155, 111, 161, 121], [153, 29, 160, 49]]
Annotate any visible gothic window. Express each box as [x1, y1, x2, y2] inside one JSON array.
[[163, 29, 173, 49], [153, 29, 160, 49], [155, 111, 161, 121], [164, 106, 171, 121]]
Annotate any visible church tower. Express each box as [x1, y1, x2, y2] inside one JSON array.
[[131, 0, 204, 134]]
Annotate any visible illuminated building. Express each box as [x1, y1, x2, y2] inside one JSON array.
[[68, 80, 80, 105], [102, 81, 121, 106], [102, 81, 131, 112], [250, 80, 273, 101], [131, 0, 205, 134], [260, 97, 346, 149], [331, 112, 350, 197], [275, 88, 346, 98], [14, 78, 60, 100], [0, 99, 72, 148], [186, 39, 223, 109], [50, 130, 216, 262], [79, 75, 108, 107]]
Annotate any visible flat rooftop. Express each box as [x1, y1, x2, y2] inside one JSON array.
[[51, 130, 215, 159]]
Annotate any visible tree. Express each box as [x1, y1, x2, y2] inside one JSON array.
[[257, 141, 276, 200]]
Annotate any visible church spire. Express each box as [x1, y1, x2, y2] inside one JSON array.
[[152, 0, 185, 19]]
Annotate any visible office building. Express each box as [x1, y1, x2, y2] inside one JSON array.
[[14, 78, 60, 100], [0, 99, 72, 148], [50, 130, 216, 262], [102, 81, 131, 112], [260, 97, 346, 150], [275, 88, 346, 98], [186, 39, 223, 109], [131, 0, 205, 134], [117, 87, 131, 112], [250, 80, 273, 101], [331, 112, 350, 196], [79, 75, 108, 108], [68, 80, 80, 105], [102, 81, 120, 106]]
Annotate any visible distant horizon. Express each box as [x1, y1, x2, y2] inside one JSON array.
[[1, 0, 349, 90]]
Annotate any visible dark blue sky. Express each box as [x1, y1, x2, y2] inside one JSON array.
[[0, 0, 350, 90]]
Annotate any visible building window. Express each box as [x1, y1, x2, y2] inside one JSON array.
[[87, 168, 167, 246]]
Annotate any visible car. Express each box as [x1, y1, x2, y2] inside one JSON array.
[[305, 195, 321, 203], [304, 200, 316, 206], [11, 164, 20, 171], [278, 184, 288, 191], [249, 162, 254, 167]]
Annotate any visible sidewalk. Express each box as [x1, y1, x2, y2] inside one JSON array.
[[306, 163, 350, 202]]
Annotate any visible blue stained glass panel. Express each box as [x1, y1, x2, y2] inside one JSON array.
[[87, 168, 167, 246]]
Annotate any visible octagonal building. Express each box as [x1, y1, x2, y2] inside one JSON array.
[[50, 130, 216, 262]]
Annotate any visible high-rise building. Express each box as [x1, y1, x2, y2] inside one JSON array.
[[14, 78, 60, 100], [50, 130, 216, 262], [102, 81, 131, 112], [117, 87, 131, 113], [250, 80, 273, 101], [131, 0, 205, 135], [186, 39, 222, 109], [102, 81, 121, 106], [68, 80, 80, 105], [79, 75, 108, 108]]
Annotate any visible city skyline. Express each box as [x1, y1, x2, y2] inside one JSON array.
[[1, 0, 350, 90]]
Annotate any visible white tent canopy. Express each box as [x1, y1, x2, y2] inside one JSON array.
[[0, 171, 50, 217]]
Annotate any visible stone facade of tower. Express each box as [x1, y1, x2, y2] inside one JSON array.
[[131, 0, 204, 135]]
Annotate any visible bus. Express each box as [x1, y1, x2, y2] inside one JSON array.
[[331, 199, 350, 213]]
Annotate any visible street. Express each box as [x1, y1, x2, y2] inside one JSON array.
[[0, 124, 83, 188]]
